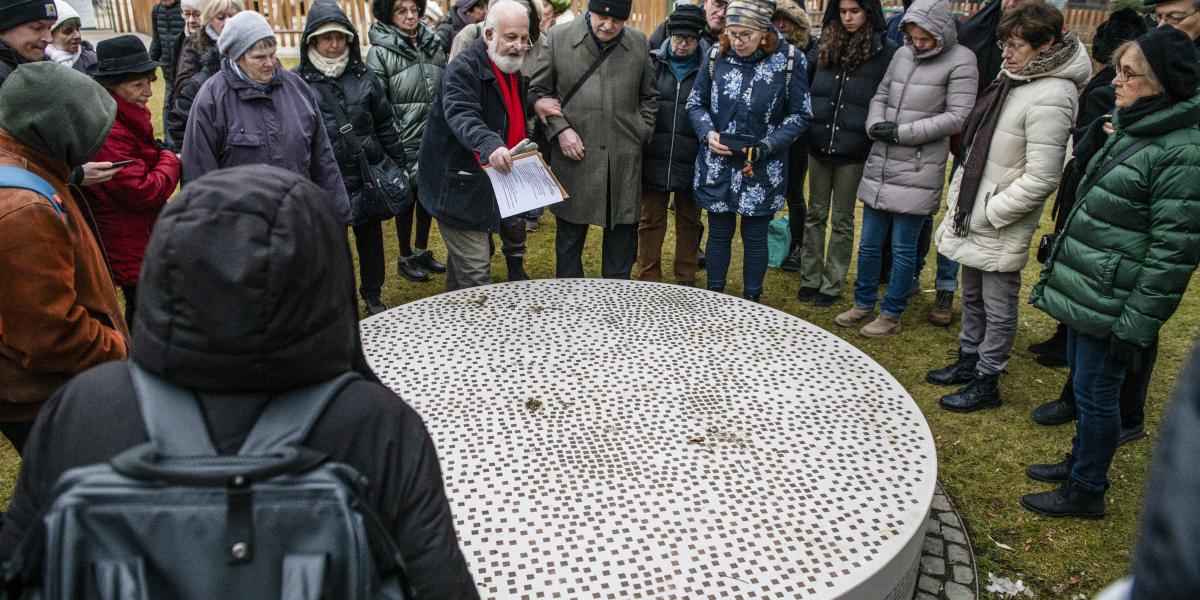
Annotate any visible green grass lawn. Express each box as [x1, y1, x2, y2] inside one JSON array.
[[2, 58, 1197, 598]]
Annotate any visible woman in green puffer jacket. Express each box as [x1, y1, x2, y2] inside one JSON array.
[[1023, 27, 1200, 520], [367, 0, 448, 281]]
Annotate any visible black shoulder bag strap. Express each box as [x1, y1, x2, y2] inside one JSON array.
[[313, 81, 373, 176], [1075, 136, 1155, 200], [561, 40, 618, 107]]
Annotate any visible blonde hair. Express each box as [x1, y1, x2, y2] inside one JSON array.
[[200, 0, 245, 26], [1112, 41, 1165, 96]]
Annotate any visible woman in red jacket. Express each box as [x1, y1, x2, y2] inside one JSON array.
[[86, 35, 182, 328]]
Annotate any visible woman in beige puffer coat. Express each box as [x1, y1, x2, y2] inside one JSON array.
[[926, 2, 1090, 413]]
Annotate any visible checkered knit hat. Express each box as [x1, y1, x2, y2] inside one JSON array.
[[725, 0, 775, 32]]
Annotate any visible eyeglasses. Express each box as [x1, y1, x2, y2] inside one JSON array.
[[996, 40, 1029, 53], [727, 29, 758, 43], [1114, 67, 1145, 83], [669, 34, 699, 45], [1150, 9, 1197, 25], [501, 35, 533, 50], [710, 0, 729, 8], [393, 6, 420, 16]]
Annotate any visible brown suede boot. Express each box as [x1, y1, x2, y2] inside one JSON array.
[[929, 291, 953, 327], [860, 314, 901, 338], [834, 306, 873, 327]]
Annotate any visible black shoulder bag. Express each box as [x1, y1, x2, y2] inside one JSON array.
[[1037, 135, 1155, 263], [534, 41, 619, 158], [314, 82, 413, 225]]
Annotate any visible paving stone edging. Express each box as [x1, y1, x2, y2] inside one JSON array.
[[914, 481, 979, 600]]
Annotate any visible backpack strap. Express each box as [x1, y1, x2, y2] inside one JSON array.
[[129, 363, 219, 457], [237, 373, 361, 456], [0, 166, 65, 220]]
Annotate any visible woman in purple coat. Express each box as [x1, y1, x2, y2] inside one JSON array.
[[181, 11, 351, 223]]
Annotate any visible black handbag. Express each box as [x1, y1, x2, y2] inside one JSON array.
[[315, 82, 413, 225]]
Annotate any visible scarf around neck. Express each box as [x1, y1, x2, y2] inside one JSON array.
[[1114, 94, 1176, 130], [232, 60, 276, 92], [45, 44, 81, 66], [307, 47, 349, 79], [952, 76, 1028, 237]]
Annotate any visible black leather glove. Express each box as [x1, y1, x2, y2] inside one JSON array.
[[869, 121, 900, 144], [748, 141, 771, 164], [1109, 335, 1144, 374]]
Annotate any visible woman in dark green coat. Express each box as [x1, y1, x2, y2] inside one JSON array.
[[367, 0, 448, 281], [1022, 27, 1200, 519]]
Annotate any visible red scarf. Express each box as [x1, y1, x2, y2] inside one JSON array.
[[489, 59, 526, 148]]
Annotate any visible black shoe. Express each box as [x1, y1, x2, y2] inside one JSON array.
[[1118, 424, 1146, 447], [797, 286, 819, 302], [397, 256, 430, 282], [1026, 453, 1073, 483], [697, 249, 706, 270], [506, 257, 529, 281], [1031, 398, 1076, 426], [781, 242, 803, 272], [813, 293, 838, 307], [1035, 349, 1069, 368], [926, 350, 980, 385], [938, 372, 1001, 412], [412, 249, 446, 273], [707, 285, 724, 293], [364, 298, 388, 316], [1020, 479, 1105, 519], [744, 292, 761, 303], [1028, 327, 1067, 355]]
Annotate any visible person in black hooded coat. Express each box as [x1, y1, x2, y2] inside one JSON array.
[[797, 0, 897, 306], [165, 42, 219, 149], [0, 165, 480, 600], [297, 1, 410, 316]]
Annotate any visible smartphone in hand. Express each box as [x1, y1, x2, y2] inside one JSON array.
[[109, 160, 135, 168]]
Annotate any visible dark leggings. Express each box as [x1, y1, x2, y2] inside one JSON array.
[[396, 189, 432, 257]]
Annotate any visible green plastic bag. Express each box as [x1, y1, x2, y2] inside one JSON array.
[[767, 215, 791, 268]]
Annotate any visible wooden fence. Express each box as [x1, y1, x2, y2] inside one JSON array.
[[108, 0, 1107, 47]]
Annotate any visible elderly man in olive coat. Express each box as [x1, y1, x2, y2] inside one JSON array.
[[531, 0, 657, 279]]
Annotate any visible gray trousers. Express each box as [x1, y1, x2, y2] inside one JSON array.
[[440, 223, 492, 291], [959, 266, 1022, 375]]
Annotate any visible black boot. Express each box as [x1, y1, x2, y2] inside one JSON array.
[[1035, 349, 1068, 368], [412, 248, 446, 273], [506, 256, 529, 281], [781, 241, 803, 272], [697, 249, 707, 270], [938, 372, 1001, 412], [744, 292, 761, 303], [926, 349, 980, 385], [1028, 324, 1067, 355], [1118, 424, 1146, 447], [397, 256, 430, 282], [707, 284, 724, 294], [1026, 452, 1073, 483], [1031, 383, 1076, 426], [1020, 479, 1105, 519], [797, 286, 819, 302], [363, 297, 388, 316]]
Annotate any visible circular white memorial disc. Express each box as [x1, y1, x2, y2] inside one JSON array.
[[361, 280, 937, 599]]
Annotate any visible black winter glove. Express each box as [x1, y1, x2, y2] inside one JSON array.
[[869, 121, 900, 144], [1109, 335, 1145, 374]]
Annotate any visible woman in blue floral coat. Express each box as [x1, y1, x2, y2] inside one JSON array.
[[687, 0, 810, 301]]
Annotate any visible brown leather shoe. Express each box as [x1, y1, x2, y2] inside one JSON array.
[[929, 291, 953, 327], [860, 314, 901, 338], [834, 306, 873, 327]]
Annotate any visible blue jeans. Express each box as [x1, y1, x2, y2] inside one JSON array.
[[915, 214, 960, 292], [705, 212, 770, 296], [854, 206, 924, 317], [1067, 327, 1126, 494]]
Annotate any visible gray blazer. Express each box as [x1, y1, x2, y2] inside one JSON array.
[[530, 17, 657, 227], [856, 0, 978, 216]]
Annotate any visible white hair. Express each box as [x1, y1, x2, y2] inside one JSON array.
[[484, 0, 528, 31]]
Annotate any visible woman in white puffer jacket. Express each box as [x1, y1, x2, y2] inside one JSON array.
[[926, 2, 1090, 413]]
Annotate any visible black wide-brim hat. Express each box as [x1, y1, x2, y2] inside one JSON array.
[[87, 34, 159, 77]]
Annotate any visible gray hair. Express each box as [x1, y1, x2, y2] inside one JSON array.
[[484, 0, 528, 31]]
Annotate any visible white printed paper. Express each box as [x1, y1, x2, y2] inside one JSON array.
[[486, 152, 567, 218]]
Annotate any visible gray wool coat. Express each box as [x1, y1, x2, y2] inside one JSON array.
[[856, 0, 978, 216], [530, 17, 657, 227]]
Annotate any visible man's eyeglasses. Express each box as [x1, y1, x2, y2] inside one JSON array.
[[1150, 9, 1197, 25], [501, 35, 533, 50], [710, 0, 729, 8]]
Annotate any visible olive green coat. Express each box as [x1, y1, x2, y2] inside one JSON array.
[[366, 21, 447, 175], [1030, 92, 1200, 348], [530, 18, 657, 226]]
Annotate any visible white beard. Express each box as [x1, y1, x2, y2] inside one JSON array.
[[487, 43, 524, 74]]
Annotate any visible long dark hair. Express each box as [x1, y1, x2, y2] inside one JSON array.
[[817, 4, 876, 72]]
